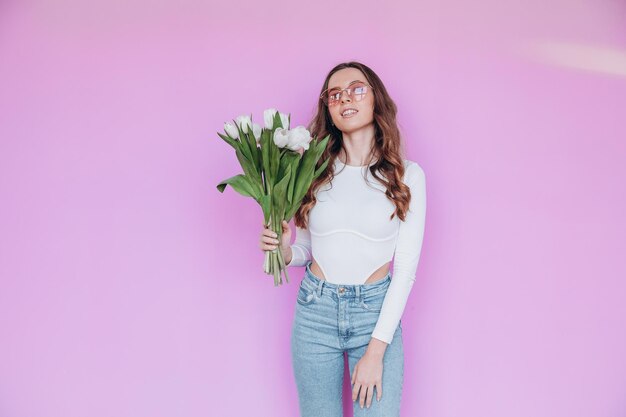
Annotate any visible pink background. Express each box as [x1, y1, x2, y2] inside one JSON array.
[[1, 0, 625, 416]]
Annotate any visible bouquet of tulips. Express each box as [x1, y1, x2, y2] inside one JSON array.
[[216, 108, 330, 286]]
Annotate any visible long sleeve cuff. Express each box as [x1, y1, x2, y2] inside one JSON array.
[[286, 244, 311, 267]]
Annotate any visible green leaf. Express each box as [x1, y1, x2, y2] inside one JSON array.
[[261, 129, 272, 192], [284, 134, 331, 220], [272, 164, 292, 221], [260, 194, 271, 225], [244, 124, 262, 174], [313, 156, 330, 179], [217, 132, 239, 150], [268, 129, 280, 181], [287, 154, 300, 207], [272, 112, 282, 130], [277, 151, 293, 183], [216, 174, 257, 199], [235, 147, 264, 198], [234, 118, 254, 163], [292, 146, 319, 202]]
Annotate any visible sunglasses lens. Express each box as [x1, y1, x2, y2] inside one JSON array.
[[352, 82, 368, 98], [326, 89, 341, 106], [323, 82, 370, 106]]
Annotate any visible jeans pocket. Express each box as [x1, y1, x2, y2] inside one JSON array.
[[359, 292, 386, 312], [296, 281, 318, 306]]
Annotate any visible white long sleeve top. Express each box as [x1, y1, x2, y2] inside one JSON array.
[[286, 157, 427, 344]]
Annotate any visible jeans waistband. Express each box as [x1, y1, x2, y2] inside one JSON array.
[[303, 261, 391, 299]]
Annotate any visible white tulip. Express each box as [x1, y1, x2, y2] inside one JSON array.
[[287, 125, 312, 151], [279, 112, 290, 130], [263, 108, 278, 129], [235, 114, 253, 134], [224, 121, 239, 139], [252, 123, 262, 144], [273, 127, 290, 148]]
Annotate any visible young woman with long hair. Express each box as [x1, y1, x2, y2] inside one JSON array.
[[259, 61, 427, 417]]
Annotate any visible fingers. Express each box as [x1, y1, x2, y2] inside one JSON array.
[[351, 382, 360, 403], [259, 226, 280, 252], [281, 220, 291, 238], [351, 366, 358, 399], [355, 384, 373, 409], [359, 385, 366, 409], [351, 368, 369, 409], [351, 367, 380, 409], [365, 384, 375, 409], [260, 220, 290, 252]]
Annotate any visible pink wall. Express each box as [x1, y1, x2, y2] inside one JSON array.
[[1, 0, 625, 416]]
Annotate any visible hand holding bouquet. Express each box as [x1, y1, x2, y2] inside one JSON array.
[[216, 108, 330, 286]]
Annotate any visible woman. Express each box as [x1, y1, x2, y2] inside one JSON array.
[[259, 61, 427, 417]]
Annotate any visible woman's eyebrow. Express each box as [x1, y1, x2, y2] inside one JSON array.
[[328, 80, 362, 90]]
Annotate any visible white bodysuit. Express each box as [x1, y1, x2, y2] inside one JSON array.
[[286, 157, 427, 344]]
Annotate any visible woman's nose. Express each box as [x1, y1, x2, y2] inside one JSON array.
[[340, 90, 352, 103]]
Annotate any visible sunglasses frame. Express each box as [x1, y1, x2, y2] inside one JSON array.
[[320, 81, 374, 107]]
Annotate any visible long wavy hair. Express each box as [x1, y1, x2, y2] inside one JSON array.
[[294, 61, 413, 230]]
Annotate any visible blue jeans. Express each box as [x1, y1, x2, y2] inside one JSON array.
[[291, 261, 404, 417]]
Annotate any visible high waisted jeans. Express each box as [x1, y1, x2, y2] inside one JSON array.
[[291, 260, 404, 417]]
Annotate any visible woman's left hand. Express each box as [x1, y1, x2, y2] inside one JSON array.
[[351, 352, 383, 409]]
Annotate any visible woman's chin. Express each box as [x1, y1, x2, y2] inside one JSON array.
[[337, 120, 373, 134]]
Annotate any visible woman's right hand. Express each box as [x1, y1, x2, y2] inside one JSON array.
[[259, 220, 292, 253]]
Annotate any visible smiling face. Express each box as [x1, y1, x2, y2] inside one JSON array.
[[325, 67, 375, 134]]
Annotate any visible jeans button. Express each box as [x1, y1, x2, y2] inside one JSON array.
[[339, 287, 345, 294]]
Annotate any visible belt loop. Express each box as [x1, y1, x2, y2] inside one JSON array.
[[355, 285, 361, 304], [316, 279, 324, 297]]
